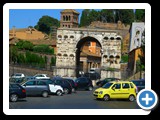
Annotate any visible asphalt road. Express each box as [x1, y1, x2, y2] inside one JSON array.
[[9, 88, 140, 109]]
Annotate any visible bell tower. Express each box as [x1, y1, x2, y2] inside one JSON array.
[[60, 9, 79, 28]]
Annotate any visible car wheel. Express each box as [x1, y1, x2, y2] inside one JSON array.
[[103, 94, 110, 101], [10, 94, 18, 102], [129, 95, 135, 102], [88, 86, 93, 91], [42, 91, 48, 97], [56, 90, 63, 96], [64, 88, 69, 94]]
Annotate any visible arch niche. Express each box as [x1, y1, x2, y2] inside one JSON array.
[[75, 36, 102, 77]]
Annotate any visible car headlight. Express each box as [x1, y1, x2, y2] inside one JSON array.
[[99, 91, 103, 94]]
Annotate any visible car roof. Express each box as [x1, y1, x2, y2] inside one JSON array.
[[109, 80, 132, 83]]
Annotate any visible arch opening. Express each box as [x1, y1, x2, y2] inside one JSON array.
[[75, 36, 102, 77]]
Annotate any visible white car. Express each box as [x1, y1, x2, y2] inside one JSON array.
[[49, 84, 64, 96], [11, 73, 25, 79], [34, 74, 50, 79]]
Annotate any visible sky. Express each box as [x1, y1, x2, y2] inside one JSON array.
[[9, 9, 84, 29]]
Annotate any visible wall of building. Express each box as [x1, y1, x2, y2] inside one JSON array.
[[129, 22, 145, 52]]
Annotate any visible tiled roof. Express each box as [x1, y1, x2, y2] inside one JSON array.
[[61, 9, 79, 14]]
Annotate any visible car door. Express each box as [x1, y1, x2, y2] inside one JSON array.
[[121, 83, 131, 98], [76, 78, 84, 89], [36, 80, 48, 95], [22, 81, 36, 96], [110, 83, 122, 98], [79, 78, 88, 89]]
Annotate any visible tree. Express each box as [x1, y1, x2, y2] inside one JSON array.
[[16, 40, 33, 51], [88, 9, 101, 24], [79, 9, 90, 27], [115, 9, 134, 24], [135, 9, 145, 22], [50, 56, 56, 66], [10, 46, 18, 64], [34, 15, 60, 35], [100, 9, 116, 23]]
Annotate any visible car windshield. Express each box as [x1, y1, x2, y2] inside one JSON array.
[[15, 74, 22, 76], [102, 83, 113, 89]]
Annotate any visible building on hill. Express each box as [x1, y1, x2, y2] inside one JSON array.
[[9, 26, 45, 40], [127, 22, 145, 78]]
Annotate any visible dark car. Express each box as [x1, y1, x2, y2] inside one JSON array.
[[131, 79, 145, 93], [84, 72, 101, 80], [21, 79, 51, 97], [9, 83, 26, 102], [96, 78, 120, 87], [52, 78, 72, 94], [9, 77, 26, 83], [63, 78, 77, 93], [75, 77, 93, 91]]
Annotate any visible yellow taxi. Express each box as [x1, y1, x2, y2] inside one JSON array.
[[93, 81, 137, 101]]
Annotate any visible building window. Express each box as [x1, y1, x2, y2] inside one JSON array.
[[66, 16, 68, 21], [63, 16, 65, 21], [69, 16, 70, 21]]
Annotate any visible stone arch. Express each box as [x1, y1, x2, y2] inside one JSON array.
[[76, 36, 102, 49], [75, 36, 102, 76]]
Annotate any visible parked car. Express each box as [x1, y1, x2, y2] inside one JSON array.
[[9, 83, 26, 102], [11, 73, 25, 79], [25, 76, 35, 81], [84, 72, 101, 80], [52, 78, 72, 94], [74, 77, 93, 91], [96, 78, 120, 87], [93, 81, 137, 101], [39, 79, 64, 96], [21, 79, 51, 97], [9, 77, 26, 83], [33, 74, 50, 79], [131, 79, 145, 93], [63, 78, 77, 93]]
